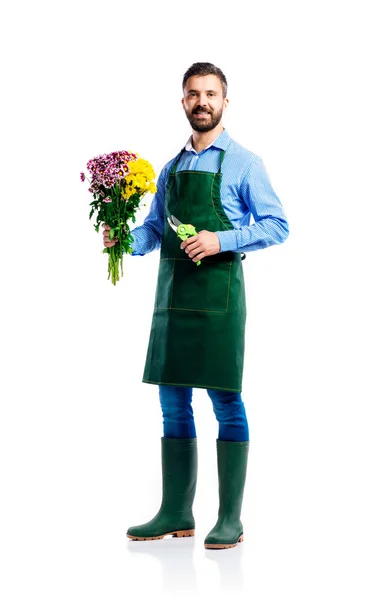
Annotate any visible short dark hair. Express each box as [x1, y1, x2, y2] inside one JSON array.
[[182, 62, 228, 98]]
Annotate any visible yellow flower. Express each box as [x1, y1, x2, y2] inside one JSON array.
[[128, 158, 156, 181], [134, 173, 147, 189], [125, 174, 136, 186], [122, 157, 157, 199]]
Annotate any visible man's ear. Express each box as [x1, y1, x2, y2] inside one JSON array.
[[224, 98, 229, 110], [181, 97, 185, 108]]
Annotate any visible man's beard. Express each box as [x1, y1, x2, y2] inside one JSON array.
[[185, 106, 224, 132]]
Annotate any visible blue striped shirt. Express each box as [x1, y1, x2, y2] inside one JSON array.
[[130, 128, 289, 255]]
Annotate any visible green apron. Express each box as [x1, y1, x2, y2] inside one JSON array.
[[143, 148, 246, 392]]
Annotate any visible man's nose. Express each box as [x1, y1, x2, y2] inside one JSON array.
[[194, 94, 208, 107]]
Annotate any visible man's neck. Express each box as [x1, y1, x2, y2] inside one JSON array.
[[191, 124, 224, 153]]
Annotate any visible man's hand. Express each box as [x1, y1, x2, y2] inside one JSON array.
[[180, 230, 220, 263], [102, 223, 118, 247]]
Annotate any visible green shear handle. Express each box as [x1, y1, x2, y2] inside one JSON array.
[[167, 215, 201, 266]]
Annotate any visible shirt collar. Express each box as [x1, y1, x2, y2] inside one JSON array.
[[184, 128, 231, 152]]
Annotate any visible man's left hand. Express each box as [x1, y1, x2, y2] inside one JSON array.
[[180, 230, 220, 263]]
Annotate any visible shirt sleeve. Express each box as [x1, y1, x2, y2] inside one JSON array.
[[129, 166, 168, 256], [216, 157, 289, 253]]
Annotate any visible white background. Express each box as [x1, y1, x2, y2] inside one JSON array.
[[1, 0, 373, 598]]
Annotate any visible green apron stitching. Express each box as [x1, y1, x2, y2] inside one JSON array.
[[160, 257, 233, 265], [169, 170, 220, 176], [155, 307, 228, 314]]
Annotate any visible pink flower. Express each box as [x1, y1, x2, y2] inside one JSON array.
[[80, 172, 85, 182], [103, 197, 112, 203]]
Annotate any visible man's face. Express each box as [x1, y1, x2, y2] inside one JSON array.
[[182, 75, 228, 133]]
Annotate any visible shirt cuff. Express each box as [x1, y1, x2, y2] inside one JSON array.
[[215, 230, 239, 253], [121, 235, 142, 256], [129, 236, 138, 255]]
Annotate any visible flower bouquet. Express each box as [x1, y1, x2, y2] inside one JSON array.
[[81, 150, 157, 285]]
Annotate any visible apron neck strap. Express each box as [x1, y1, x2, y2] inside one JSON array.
[[170, 148, 185, 175], [218, 149, 226, 174]]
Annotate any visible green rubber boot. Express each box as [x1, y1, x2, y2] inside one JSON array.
[[127, 437, 197, 541], [204, 440, 250, 549]]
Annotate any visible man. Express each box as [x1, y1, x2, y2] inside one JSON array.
[[103, 62, 289, 550]]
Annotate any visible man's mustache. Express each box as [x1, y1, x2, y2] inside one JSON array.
[[192, 107, 211, 114]]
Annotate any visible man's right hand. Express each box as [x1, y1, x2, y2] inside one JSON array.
[[102, 223, 118, 247]]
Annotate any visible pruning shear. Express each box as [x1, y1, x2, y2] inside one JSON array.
[[167, 214, 201, 266]]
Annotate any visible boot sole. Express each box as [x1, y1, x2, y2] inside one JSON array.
[[127, 529, 195, 541], [204, 534, 244, 549]]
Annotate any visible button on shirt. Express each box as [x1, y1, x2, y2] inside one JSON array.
[[130, 129, 289, 255]]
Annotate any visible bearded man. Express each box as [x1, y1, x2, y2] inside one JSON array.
[[103, 62, 289, 550]]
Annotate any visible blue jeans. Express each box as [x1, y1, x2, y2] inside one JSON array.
[[159, 386, 249, 442]]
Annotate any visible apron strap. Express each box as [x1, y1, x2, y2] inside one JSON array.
[[218, 149, 226, 174], [170, 148, 185, 175]]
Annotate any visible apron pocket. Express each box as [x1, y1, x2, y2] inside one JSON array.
[[171, 258, 231, 313]]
